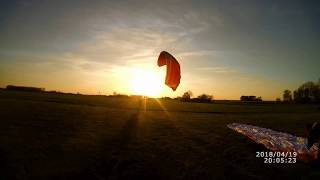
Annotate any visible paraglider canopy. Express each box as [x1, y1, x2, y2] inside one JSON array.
[[157, 51, 181, 91]]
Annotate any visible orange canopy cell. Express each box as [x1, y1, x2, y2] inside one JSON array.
[[157, 51, 181, 91]]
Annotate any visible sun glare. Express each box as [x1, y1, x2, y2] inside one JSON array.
[[129, 68, 163, 97]]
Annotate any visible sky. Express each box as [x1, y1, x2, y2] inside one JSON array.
[[0, 0, 319, 100]]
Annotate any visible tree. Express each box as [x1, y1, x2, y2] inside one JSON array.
[[197, 94, 213, 103], [283, 89, 292, 102], [256, 96, 262, 101], [181, 91, 193, 102], [293, 81, 320, 103]]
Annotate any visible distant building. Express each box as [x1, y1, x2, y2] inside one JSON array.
[[240, 96, 262, 101]]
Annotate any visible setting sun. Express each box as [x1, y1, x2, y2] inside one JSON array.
[[129, 68, 163, 97]]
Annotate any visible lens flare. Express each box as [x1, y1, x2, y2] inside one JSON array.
[[129, 68, 163, 97]]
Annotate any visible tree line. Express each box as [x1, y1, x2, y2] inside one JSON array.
[[283, 79, 320, 103], [179, 91, 213, 103]]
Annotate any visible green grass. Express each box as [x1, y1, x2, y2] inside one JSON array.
[[0, 90, 320, 179]]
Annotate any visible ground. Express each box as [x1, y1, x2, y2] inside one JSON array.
[[0, 90, 320, 179]]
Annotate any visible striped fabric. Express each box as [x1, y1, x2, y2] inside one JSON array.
[[228, 123, 319, 163]]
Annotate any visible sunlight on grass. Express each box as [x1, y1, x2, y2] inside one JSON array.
[[155, 98, 171, 117]]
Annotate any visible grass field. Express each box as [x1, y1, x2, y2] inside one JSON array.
[[1, 90, 320, 179]]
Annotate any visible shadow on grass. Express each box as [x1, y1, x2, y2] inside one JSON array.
[[0, 149, 14, 179], [90, 110, 141, 179]]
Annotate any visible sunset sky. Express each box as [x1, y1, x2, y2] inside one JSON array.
[[0, 0, 319, 100]]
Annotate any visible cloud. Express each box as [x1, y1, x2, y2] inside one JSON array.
[[196, 66, 237, 74], [1, 0, 224, 74], [177, 50, 218, 57], [66, 27, 191, 71]]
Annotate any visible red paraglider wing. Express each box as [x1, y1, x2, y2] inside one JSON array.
[[157, 51, 181, 91]]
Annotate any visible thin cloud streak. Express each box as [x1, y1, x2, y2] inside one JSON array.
[[196, 66, 237, 74]]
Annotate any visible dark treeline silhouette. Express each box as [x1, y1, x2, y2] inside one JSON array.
[[181, 91, 193, 101], [110, 91, 130, 98], [283, 89, 293, 102], [6, 85, 45, 92], [111, 92, 148, 99], [7, 83, 319, 104], [193, 94, 213, 103], [283, 79, 320, 103], [160, 97, 173, 100], [180, 91, 213, 103]]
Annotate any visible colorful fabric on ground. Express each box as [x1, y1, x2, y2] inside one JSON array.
[[227, 123, 318, 162]]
